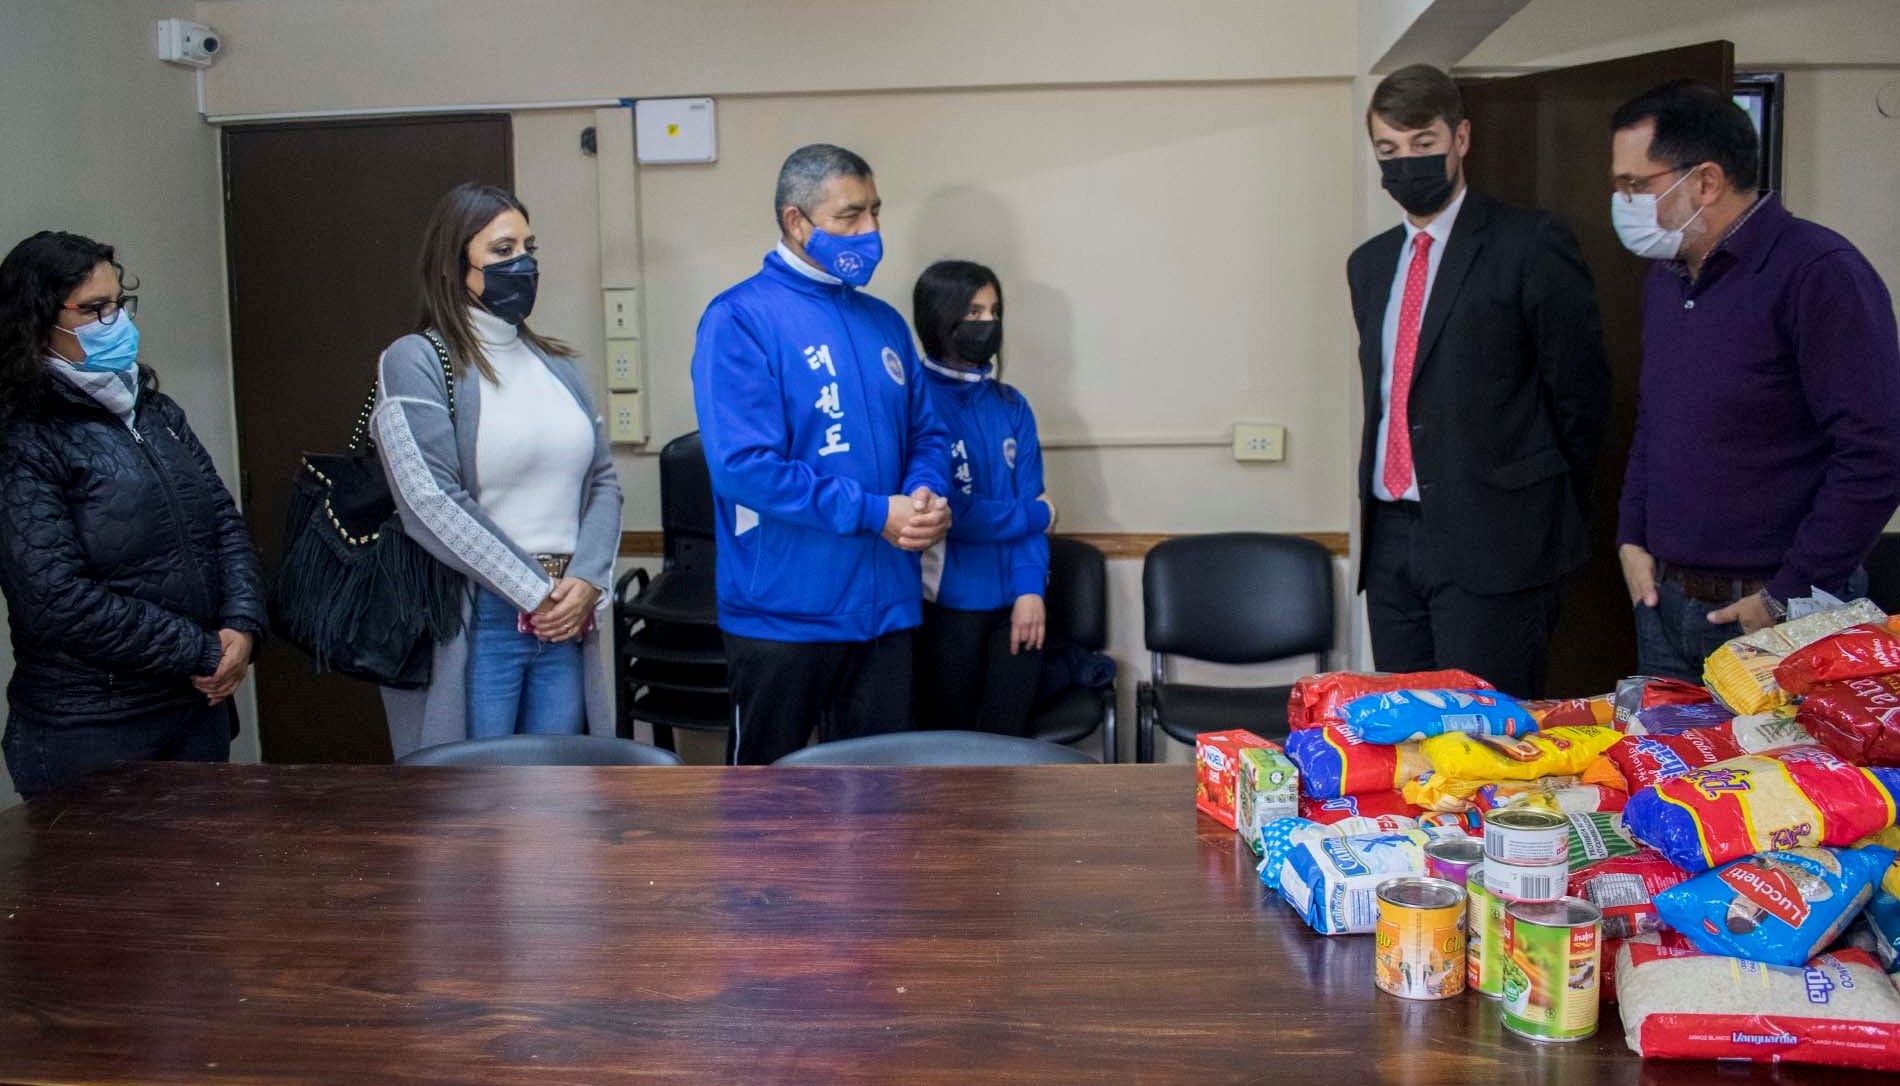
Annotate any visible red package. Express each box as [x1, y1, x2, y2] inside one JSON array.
[[1776, 620, 1900, 697], [1299, 789, 1424, 824], [1524, 695, 1616, 730], [1195, 729, 1275, 829], [1286, 669, 1492, 731], [1567, 850, 1691, 940], [1613, 676, 1715, 727], [1601, 930, 1698, 1003], [1605, 730, 1747, 791], [1796, 675, 1900, 766]]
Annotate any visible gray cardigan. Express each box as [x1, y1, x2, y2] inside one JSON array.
[[370, 331, 624, 757]]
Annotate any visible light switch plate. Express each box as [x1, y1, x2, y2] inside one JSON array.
[[603, 289, 639, 342], [608, 391, 646, 445], [1233, 423, 1286, 462], [606, 339, 640, 391]]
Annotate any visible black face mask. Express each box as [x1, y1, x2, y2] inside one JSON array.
[[949, 319, 1001, 367], [476, 252, 539, 325], [1379, 153, 1456, 217]]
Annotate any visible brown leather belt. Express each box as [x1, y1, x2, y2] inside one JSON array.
[[1659, 563, 1766, 604]]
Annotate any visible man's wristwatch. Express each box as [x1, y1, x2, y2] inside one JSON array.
[[1757, 589, 1788, 623]]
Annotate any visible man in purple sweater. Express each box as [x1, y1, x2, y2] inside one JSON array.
[[1609, 81, 1900, 681]]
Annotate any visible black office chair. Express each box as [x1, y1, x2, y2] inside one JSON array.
[[1136, 533, 1334, 762], [1865, 533, 1900, 614], [773, 730, 1096, 766], [1028, 537, 1117, 762], [397, 734, 685, 767]]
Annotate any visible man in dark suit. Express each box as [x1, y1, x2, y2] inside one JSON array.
[[1347, 65, 1611, 697]]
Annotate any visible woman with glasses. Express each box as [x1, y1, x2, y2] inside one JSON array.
[[0, 231, 265, 800], [371, 183, 623, 757]]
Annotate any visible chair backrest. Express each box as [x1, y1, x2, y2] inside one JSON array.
[[397, 734, 685, 767], [773, 731, 1095, 766], [1142, 532, 1334, 665], [659, 431, 717, 570], [1866, 533, 1900, 614], [1046, 537, 1108, 651]]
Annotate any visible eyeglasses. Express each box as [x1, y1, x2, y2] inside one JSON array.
[[61, 294, 138, 326], [1613, 165, 1694, 201]]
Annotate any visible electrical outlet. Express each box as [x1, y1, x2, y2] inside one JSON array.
[[608, 391, 646, 444], [1233, 423, 1286, 462], [603, 289, 639, 342], [606, 338, 640, 391]]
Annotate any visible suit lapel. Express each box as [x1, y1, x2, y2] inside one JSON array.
[[1412, 189, 1489, 378], [1359, 228, 1404, 387]]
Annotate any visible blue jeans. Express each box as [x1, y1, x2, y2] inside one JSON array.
[[3, 701, 232, 801], [1634, 568, 1869, 683], [467, 588, 585, 738]]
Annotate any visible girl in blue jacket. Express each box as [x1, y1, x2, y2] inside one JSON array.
[[911, 261, 1056, 736]]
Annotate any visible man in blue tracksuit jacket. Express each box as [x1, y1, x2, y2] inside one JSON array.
[[691, 144, 953, 764]]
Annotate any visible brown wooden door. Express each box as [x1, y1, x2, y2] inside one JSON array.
[[1459, 44, 1735, 695], [223, 115, 513, 763]]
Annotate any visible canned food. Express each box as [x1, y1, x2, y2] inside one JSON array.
[[1374, 877, 1467, 1001], [1483, 854, 1568, 904], [1466, 869, 1507, 999], [1425, 837, 1485, 887], [1484, 808, 1570, 866], [1501, 897, 1602, 1043]]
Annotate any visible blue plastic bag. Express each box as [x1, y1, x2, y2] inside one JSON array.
[[1653, 846, 1895, 967], [1337, 689, 1537, 745]]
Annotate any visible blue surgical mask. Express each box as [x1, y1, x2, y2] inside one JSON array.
[[801, 216, 883, 287], [63, 313, 141, 375]]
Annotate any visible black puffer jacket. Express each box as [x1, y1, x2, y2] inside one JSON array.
[[0, 369, 265, 724]]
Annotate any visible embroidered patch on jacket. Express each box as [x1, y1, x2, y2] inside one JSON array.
[[882, 347, 906, 386], [1003, 437, 1018, 469]]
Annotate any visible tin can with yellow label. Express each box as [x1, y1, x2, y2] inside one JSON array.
[[1374, 876, 1467, 1001], [1501, 897, 1602, 1043]]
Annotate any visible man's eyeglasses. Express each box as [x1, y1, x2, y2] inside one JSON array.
[[61, 294, 138, 326], [1613, 166, 1694, 202]]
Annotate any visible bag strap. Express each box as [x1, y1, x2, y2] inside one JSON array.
[[349, 330, 459, 454]]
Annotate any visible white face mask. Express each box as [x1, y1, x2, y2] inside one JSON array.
[[1611, 168, 1703, 260]]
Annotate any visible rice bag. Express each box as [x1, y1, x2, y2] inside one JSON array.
[[1602, 930, 1699, 1003], [1286, 669, 1493, 731], [1524, 695, 1615, 730], [1336, 689, 1535, 745], [1606, 730, 1746, 791], [1420, 724, 1623, 783], [1622, 745, 1900, 873], [1255, 814, 1422, 892], [1797, 675, 1900, 767], [1283, 726, 1428, 799], [1471, 781, 1628, 815], [1614, 676, 1716, 728], [1299, 790, 1425, 824], [1705, 598, 1888, 715], [1729, 711, 1815, 754], [1628, 701, 1733, 736], [1654, 846, 1894, 967], [1618, 944, 1900, 1071], [1775, 620, 1900, 697], [1571, 850, 1692, 939], [1277, 825, 1471, 935]]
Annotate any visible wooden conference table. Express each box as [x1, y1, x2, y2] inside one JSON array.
[[0, 763, 1883, 1085]]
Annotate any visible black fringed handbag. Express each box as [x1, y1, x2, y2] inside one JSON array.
[[270, 331, 466, 688]]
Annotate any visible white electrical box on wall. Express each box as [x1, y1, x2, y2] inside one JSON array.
[[634, 98, 717, 164], [609, 391, 647, 445], [606, 340, 640, 392]]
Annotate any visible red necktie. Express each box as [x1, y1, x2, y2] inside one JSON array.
[[1383, 231, 1433, 499]]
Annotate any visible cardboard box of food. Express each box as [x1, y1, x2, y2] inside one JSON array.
[[1195, 729, 1275, 830], [1236, 745, 1300, 855]]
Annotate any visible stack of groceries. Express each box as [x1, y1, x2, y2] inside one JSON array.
[[1200, 597, 1900, 1072]]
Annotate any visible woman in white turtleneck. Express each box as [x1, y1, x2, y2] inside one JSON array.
[[371, 184, 623, 753]]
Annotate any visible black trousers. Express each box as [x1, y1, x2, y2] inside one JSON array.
[[1364, 502, 1563, 698], [914, 603, 1043, 738], [723, 630, 914, 765], [3, 700, 233, 801]]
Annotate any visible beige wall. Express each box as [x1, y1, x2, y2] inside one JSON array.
[[0, 0, 258, 806], [195, 0, 1357, 116], [1464, 0, 1900, 69]]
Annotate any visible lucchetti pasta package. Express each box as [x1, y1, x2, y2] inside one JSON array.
[[1338, 689, 1535, 745], [1621, 746, 1900, 873], [1286, 670, 1492, 731], [1284, 726, 1428, 799], [1653, 846, 1895, 967]]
